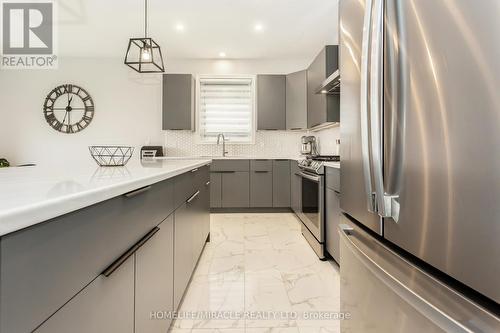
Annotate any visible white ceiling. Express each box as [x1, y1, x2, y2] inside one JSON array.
[[57, 0, 338, 62]]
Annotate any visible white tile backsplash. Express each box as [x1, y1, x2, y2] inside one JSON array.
[[164, 126, 340, 157]]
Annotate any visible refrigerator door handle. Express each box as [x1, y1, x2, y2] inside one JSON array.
[[360, 0, 376, 213], [369, 0, 399, 220], [339, 223, 499, 332]]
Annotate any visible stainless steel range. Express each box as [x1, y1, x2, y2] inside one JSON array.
[[296, 155, 339, 259]]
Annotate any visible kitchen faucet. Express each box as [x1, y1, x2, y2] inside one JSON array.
[[216, 133, 228, 157]]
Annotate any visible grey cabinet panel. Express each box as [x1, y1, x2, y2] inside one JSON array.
[[291, 161, 302, 214], [210, 172, 222, 208], [35, 255, 134, 333], [326, 188, 341, 263], [250, 171, 273, 207], [211, 159, 250, 172], [250, 159, 273, 172], [162, 74, 195, 130], [135, 215, 174, 333], [173, 202, 194, 310], [286, 70, 308, 130], [0, 179, 173, 333], [307, 46, 340, 128], [273, 160, 291, 207], [257, 75, 286, 130], [222, 172, 250, 208], [326, 167, 340, 192]]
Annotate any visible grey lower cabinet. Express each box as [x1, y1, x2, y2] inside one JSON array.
[[162, 74, 195, 130], [290, 161, 301, 214], [1, 167, 211, 333], [250, 170, 273, 207], [273, 160, 291, 207], [257, 75, 286, 130], [222, 171, 250, 208], [35, 255, 135, 333], [210, 172, 222, 208], [325, 166, 341, 263], [174, 201, 195, 309], [286, 70, 308, 130], [135, 215, 174, 333]]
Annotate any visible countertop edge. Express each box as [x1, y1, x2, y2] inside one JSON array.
[[0, 159, 211, 237]]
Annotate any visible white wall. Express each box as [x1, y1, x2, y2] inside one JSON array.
[[0, 57, 311, 166]]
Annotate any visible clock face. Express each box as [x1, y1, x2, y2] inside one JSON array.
[[43, 84, 95, 134]]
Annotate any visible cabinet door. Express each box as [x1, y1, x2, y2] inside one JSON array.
[[135, 215, 174, 333], [173, 202, 194, 309], [222, 172, 250, 208], [257, 75, 286, 130], [291, 161, 302, 214], [273, 160, 291, 207], [162, 74, 195, 130], [326, 188, 341, 263], [250, 171, 273, 207], [286, 70, 308, 130], [35, 256, 134, 333], [210, 172, 222, 208]]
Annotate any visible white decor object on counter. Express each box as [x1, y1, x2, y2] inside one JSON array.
[[0, 159, 211, 236]]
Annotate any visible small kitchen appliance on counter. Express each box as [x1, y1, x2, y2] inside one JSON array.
[[300, 136, 318, 156], [140, 146, 164, 159], [295, 155, 340, 259]]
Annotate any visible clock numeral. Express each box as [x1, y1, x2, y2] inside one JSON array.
[[85, 106, 95, 113], [76, 122, 84, 131], [54, 121, 63, 131], [55, 86, 67, 96], [67, 124, 74, 133], [66, 84, 73, 93], [45, 113, 57, 123], [82, 115, 92, 123]]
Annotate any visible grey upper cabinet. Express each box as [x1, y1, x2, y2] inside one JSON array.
[[273, 160, 291, 207], [162, 74, 195, 130], [286, 70, 308, 130], [35, 256, 135, 333], [257, 75, 286, 130], [135, 215, 174, 333], [307, 45, 340, 128]]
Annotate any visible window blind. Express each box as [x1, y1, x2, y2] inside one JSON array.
[[198, 77, 254, 143]]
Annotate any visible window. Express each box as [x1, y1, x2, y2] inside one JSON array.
[[197, 75, 255, 144]]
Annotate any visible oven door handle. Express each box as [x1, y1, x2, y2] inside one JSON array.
[[296, 172, 321, 183]]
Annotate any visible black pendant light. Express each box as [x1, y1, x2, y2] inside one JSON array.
[[124, 0, 165, 73]]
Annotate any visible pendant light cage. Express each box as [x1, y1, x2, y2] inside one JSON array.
[[124, 0, 165, 73]]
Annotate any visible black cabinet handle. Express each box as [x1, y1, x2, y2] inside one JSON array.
[[254, 171, 269, 173], [124, 185, 151, 198], [255, 159, 269, 161], [102, 227, 160, 277], [187, 190, 200, 204]]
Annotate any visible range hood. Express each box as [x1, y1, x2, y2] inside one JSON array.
[[315, 69, 340, 95]]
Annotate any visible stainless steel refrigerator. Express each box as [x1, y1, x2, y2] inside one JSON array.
[[338, 0, 500, 331]]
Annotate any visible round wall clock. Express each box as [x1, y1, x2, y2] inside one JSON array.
[[43, 84, 95, 134]]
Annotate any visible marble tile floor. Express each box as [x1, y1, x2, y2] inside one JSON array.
[[170, 213, 341, 333]]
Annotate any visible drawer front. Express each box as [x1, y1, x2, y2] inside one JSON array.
[[0, 179, 174, 333], [34, 255, 135, 333], [174, 167, 198, 208], [326, 167, 340, 192], [250, 159, 273, 172], [211, 159, 250, 172]]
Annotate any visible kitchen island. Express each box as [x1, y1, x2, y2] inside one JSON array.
[[0, 158, 212, 333]]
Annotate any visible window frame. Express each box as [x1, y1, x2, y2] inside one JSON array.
[[195, 74, 257, 145]]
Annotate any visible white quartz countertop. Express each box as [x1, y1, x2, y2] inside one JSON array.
[[0, 158, 211, 237], [157, 156, 303, 161]]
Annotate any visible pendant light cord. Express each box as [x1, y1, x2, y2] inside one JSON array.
[[144, 0, 148, 37]]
